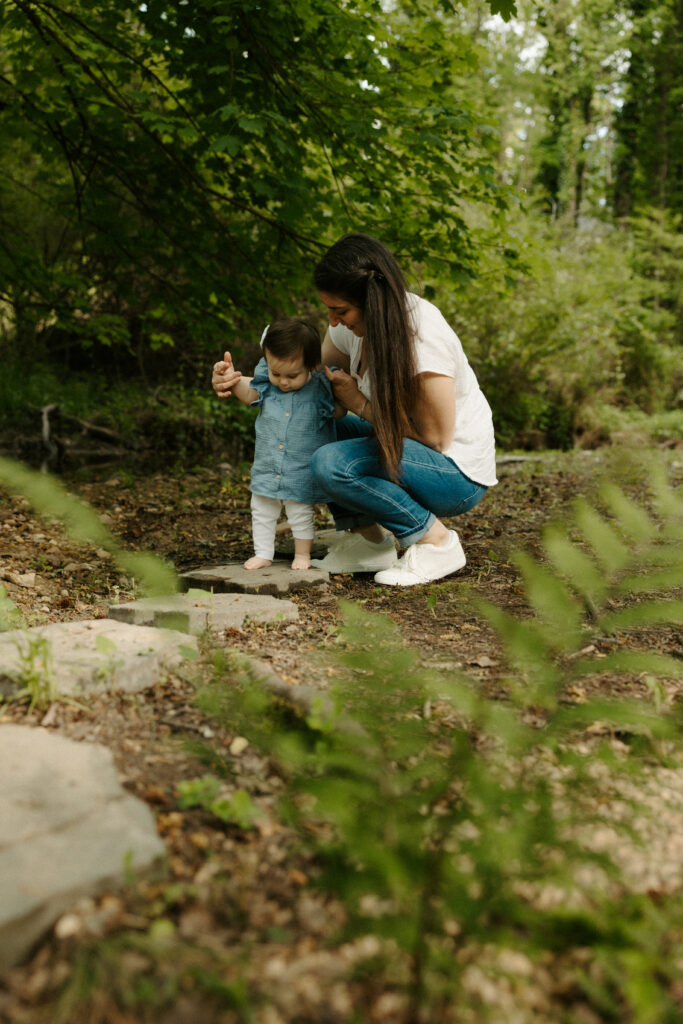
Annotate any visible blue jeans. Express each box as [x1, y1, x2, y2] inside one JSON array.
[[310, 417, 487, 546]]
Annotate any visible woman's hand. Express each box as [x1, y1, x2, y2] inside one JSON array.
[[323, 365, 362, 412], [212, 351, 242, 398]]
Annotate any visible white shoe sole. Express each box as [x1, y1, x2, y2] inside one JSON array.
[[311, 553, 399, 574], [374, 545, 466, 586]]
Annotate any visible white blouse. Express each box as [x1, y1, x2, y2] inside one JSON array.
[[328, 293, 497, 487]]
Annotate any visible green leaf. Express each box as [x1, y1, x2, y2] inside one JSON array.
[[209, 135, 242, 155], [485, 0, 518, 22], [599, 484, 656, 545], [573, 501, 630, 574], [543, 529, 606, 612], [600, 600, 683, 633]]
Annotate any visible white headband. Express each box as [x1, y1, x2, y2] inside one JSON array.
[[260, 324, 269, 347]]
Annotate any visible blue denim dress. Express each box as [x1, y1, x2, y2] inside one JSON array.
[[249, 358, 337, 504]]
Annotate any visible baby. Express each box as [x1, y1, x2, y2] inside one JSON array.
[[213, 318, 343, 570]]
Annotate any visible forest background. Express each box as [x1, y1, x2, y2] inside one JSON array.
[[1, 0, 681, 461]]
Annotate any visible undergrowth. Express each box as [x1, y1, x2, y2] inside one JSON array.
[[193, 463, 683, 1022], [1, 454, 681, 1022], [0, 360, 256, 461]]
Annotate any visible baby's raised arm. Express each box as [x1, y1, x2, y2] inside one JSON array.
[[212, 351, 257, 404]]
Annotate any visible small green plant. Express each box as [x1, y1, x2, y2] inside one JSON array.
[[177, 775, 261, 830], [14, 633, 58, 710], [94, 633, 125, 683], [53, 929, 252, 1024]]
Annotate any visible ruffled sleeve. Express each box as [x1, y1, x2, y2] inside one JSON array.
[[315, 372, 336, 428], [249, 357, 272, 407]]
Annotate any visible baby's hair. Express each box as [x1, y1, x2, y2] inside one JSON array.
[[262, 318, 321, 371]]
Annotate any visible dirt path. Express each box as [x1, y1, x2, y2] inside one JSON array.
[[0, 448, 681, 1023]]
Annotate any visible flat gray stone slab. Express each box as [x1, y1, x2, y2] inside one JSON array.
[[0, 724, 165, 969], [181, 563, 329, 597], [0, 620, 198, 698], [108, 592, 299, 634]]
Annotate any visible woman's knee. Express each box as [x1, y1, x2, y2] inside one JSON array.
[[450, 484, 487, 516]]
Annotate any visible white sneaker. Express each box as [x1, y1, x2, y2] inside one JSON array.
[[374, 530, 466, 586], [311, 533, 397, 573]]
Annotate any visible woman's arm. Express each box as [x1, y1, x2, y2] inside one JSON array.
[[321, 329, 351, 372], [409, 373, 455, 451], [321, 363, 455, 450], [321, 331, 358, 415], [351, 372, 454, 449]]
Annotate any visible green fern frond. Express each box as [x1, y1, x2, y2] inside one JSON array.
[[481, 601, 561, 706], [568, 650, 683, 682], [599, 482, 658, 544], [512, 551, 584, 650], [648, 464, 683, 523], [616, 567, 683, 595], [0, 456, 179, 596], [542, 528, 606, 612], [573, 500, 630, 573], [601, 600, 683, 632]]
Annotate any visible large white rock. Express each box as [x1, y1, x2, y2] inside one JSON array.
[[0, 619, 197, 698], [0, 725, 165, 969]]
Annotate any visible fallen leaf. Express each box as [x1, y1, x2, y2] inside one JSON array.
[[143, 785, 170, 805]]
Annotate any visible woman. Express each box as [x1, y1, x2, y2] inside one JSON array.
[[212, 232, 497, 586], [309, 233, 497, 586]]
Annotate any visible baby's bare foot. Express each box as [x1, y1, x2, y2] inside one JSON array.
[[291, 555, 311, 570], [244, 556, 273, 570]]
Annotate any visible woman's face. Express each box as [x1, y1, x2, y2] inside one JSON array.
[[318, 291, 365, 337]]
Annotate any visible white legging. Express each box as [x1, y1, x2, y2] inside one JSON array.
[[250, 493, 316, 560]]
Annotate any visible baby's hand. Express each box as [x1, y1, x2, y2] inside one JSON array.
[[212, 350, 242, 398], [324, 365, 360, 410]]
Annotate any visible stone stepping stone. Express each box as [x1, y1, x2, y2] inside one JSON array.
[[0, 724, 165, 969], [108, 592, 299, 634], [0, 619, 197, 699], [181, 562, 329, 597]]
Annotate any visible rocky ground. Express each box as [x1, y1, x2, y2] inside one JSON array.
[[0, 446, 681, 1023]]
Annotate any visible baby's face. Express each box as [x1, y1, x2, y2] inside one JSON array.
[[265, 353, 310, 392]]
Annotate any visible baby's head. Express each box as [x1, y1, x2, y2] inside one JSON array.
[[261, 318, 321, 393]]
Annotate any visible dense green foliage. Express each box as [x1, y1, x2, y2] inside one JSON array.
[[1, 0, 681, 449], [613, 0, 683, 217], [0, 0, 513, 369], [447, 206, 683, 447]]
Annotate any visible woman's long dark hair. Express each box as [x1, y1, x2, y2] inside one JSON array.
[[314, 233, 416, 479]]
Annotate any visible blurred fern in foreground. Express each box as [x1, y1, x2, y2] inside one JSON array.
[[0, 457, 178, 599], [199, 465, 682, 1022], [485, 465, 682, 715]]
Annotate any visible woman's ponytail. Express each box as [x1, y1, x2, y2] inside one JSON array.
[[314, 234, 416, 479]]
